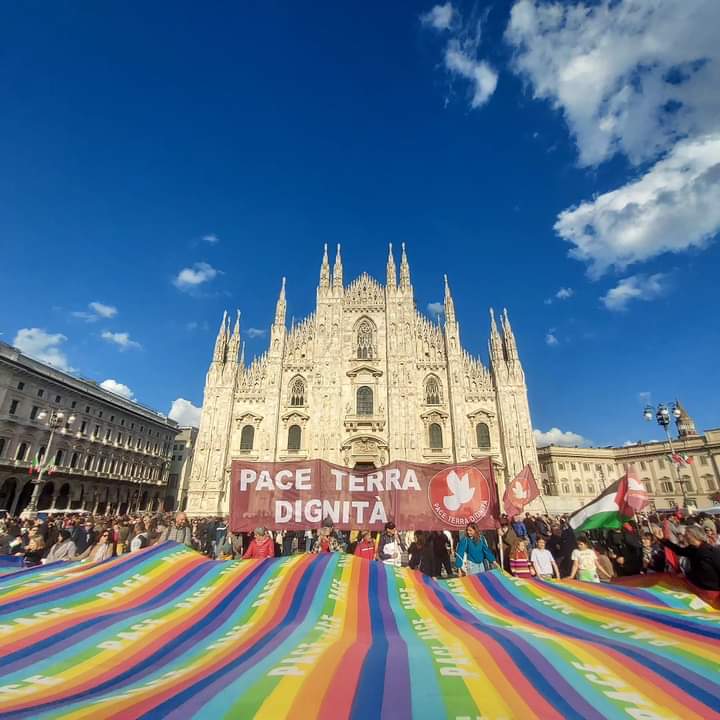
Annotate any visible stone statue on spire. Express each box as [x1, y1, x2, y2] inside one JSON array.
[[399, 242, 411, 292], [332, 243, 343, 293], [319, 243, 330, 292], [386, 243, 397, 291]]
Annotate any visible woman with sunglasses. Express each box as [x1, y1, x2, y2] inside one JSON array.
[[75, 526, 115, 563]]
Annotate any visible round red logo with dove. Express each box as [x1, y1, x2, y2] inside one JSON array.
[[428, 465, 492, 527]]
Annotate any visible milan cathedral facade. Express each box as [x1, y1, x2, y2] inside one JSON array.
[[186, 245, 538, 515]]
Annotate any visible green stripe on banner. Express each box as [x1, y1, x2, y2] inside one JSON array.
[[0, 542, 719, 720]]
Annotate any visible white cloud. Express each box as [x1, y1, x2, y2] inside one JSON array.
[[101, 330, 142, 350], [444, 45, 498, 108], [638, 391, 652, 404], [421, 5, 498, 110], [545, 330, 559, 346], [601, 273, 666, 311], [534, 427, 589, 447], [13, 328, 72, 372], [89, 302, 117, 318], [72, 301, 118, 322], [555, 287, 574, 300], [421, 3, 455, 31], [100, 379, 135, 400], [246, 327, 266, 338], [169, 398, 202, 427], [173, 262, 219, 290], [202, 233, 220, 245], [506, 0, 720, 167], [555, 135, 720, 277], [427, 301, 444, 318], [507, 1, 720, 278]]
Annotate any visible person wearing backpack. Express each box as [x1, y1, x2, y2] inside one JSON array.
[[130, 520, 149, 552]]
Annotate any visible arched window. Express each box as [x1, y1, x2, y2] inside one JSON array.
[[475, 422, 490, 449], [429, 423, 443, 449], [290, 377, 305, 407], [70, 452, 79, 469], [0, 438, 5, 457], [54, 449, 64, 466], [240, 425, 255, 451], [356, 319, 375, 359], [288, 424, 301, 451], [357, 386, 373, 415], [15, 442, 28, 461], [425, 376, 441, 405]]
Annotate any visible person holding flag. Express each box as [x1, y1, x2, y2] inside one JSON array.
[[568, 469, 650, 534]]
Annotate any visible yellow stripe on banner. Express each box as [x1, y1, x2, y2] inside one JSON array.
[[253, 555, 356, 719], [55, 555, 307, 720], [456, 578, 705, 720], [407, 571, 524, 719]]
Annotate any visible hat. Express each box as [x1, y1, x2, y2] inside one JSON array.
[[385, 522, 396, 530]]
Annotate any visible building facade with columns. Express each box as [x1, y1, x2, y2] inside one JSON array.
[[537, 406, 720, 514], [0, 341, 179, 515], [168, 426, 198, 511], [187, 244, 539, 516]]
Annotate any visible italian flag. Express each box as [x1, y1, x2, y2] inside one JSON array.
[[29, 453, 40, 475], [569, 471, 649, 532]]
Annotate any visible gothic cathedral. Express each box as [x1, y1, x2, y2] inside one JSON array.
[[186, 245, 538, 516]]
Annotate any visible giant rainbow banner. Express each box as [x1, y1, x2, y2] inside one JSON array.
[[0, 542, 719, 719]]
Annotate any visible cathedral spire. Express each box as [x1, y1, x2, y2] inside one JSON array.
[[213, 310, 229, 363], [386, 243, 397, 291], [319, 243, 330, 292], [489, 307, 504, 363], [332, 243, 343, 293], [274, 277, 287, 327], [399, 242, 411, 292], [240, 340, 245, 366], [443, 274, 456, 324], [227, 309, 241, 363], [501, 307, 518, 362]]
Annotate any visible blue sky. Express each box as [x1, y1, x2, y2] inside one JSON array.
[[1, 1, 718, 446]]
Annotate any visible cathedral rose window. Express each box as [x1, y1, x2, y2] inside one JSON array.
[[425, 376, 441, 405], [290, 377, 305, 406], [356, 319, 375, 359]]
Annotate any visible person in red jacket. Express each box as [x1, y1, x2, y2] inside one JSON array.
[[242, 528, 275, 560], [354, 531, 376, 560]]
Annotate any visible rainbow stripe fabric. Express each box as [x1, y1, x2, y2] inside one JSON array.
[[1, 541, 719, 719]]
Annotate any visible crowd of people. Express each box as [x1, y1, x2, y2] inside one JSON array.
[[2, 509, 719, 590]]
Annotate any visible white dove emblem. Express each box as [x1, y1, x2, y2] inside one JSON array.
[[443, 470, 475, 512], [511, 482, 528, 500]]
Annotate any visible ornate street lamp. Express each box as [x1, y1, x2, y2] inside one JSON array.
[[26, 409, 75, 515], [643, 402, 687, 507]]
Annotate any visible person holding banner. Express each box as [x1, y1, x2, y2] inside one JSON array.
[[455, 522, 498, 576]]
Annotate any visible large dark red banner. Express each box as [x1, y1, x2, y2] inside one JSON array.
[[230, 458, 498, 532]]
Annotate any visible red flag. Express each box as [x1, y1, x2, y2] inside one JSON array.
[[503, 465, 540, 518]]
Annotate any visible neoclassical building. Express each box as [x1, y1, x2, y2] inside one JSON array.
[[187, 245, 538, 516], [0, 341, 178, 515]]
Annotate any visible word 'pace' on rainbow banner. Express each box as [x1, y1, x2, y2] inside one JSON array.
[[230, 458, 498, 531], [0, 544, 719, 719]]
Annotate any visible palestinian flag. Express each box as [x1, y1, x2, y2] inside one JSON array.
[[569, 471, 649, 532]]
